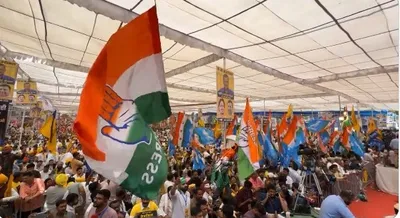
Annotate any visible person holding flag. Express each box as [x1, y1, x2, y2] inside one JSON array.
[[211, 135, 238, 196]]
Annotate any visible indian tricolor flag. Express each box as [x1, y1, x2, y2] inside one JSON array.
[[237, 99, 261, 181], [74, 7, 171, 200]]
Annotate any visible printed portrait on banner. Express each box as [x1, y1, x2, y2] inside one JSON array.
[[0, 60, 18, 102], [216, 66, 234, 120], [16, 81, 38, 104]]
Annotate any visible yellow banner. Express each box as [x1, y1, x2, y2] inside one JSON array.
[[16, 81, 38, 104], [30, 102, 43, 118], [216, 66, 234, 120], [0, 60, 18, 101]]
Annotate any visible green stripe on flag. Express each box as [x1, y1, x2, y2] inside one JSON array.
[[136, 91, 171, 124], [121, 126, 168, 200], [237, 147, 255, 181]]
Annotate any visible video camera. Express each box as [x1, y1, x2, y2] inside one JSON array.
[[297, 144, 318, 171]]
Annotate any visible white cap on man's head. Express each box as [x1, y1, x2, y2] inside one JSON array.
[[226, 135, 236, 141]]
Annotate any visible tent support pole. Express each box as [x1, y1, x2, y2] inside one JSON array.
[[221, 57, 227, 149], [338, 96, 342, 131], [19, 108, 26, 146], [356, 104, 362, 128]]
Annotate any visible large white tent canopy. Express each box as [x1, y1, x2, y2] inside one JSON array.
[[0, 0, 398, 113]]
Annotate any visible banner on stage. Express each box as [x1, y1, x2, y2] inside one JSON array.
[[216, 66, 234, 120], [0, 101, 9, 145], [0, 60, 18, 102], [16, 81, 38, 104]]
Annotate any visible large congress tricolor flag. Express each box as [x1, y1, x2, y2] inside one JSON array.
[[74, 7, 171, 200], [237, 99, 261, 181]]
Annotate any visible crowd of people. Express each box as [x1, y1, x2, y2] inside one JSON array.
[[0, 116, 396, 218]]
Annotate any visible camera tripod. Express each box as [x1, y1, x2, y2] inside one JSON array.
[[293, 168, 325, 213]]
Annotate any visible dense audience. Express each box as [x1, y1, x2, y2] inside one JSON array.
[[0, 118, 396, 218]]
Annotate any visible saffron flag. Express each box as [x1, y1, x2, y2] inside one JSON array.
[[214, 120, 222, 139], [264, 110, 272, 136], [74, 7, 170, 200], [351, 106, 360, 133], [341, 127, 351, 151], [329, 131, 340, 148], [317, 133, 328, 153], [296, 116, 308, 145], [237, 99, 260, 180], [172, 112, 193, 148], [226, 115, 237, 136], [281, 116, 300, 167], [172, 112, 186, 147], [40, 110, 57, 154], [366, 117, 383, 150]]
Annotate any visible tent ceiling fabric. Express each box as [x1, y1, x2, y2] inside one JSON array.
[[0, 0, 398, 112]]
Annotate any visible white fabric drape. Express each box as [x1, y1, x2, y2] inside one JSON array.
[[376, 164, 399, 196]]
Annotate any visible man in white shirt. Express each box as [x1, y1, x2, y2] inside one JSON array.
[[390, 136, 399, 150], [202, 183, 213, 204], [164, 173, 174, 191], [288, 167, 301, 184], [40, 165, 51, 180], [282, 168, 294, 188], [66, 192, 79, 214], [159, 186, 173, 217], [334, 158, 347, 175], [170, 178, 191, 217]]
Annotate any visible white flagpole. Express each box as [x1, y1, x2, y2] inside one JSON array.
[[338, 96, 342, 131], [19, 108, 26, 146], [262, 99, 266, 133], [221, 58, 227, 150]]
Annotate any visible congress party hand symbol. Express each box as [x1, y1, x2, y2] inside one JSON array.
[[99, 86, 148, 145]]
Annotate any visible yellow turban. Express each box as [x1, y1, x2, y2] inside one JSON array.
[[2, 145, 11, 153], [65, 158, 73, 164], [0, 174, 13, 198], [37, 147, 43, 153], [55, 174, 68, 187], [0, 174, 8, 185]]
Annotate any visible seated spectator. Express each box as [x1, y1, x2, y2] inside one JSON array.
[[248, 172, 263, 191], [319, 190, 355, 218], [236, 180, 254, 215], [243, 202, 266, 218], [262, 183, 286, 214]]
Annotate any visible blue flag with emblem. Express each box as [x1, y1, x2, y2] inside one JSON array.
[[306, 119, 330, 133], [193, 149, 205, 170], [350, 132, 364, 157], [168, 140, 176, 156]]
